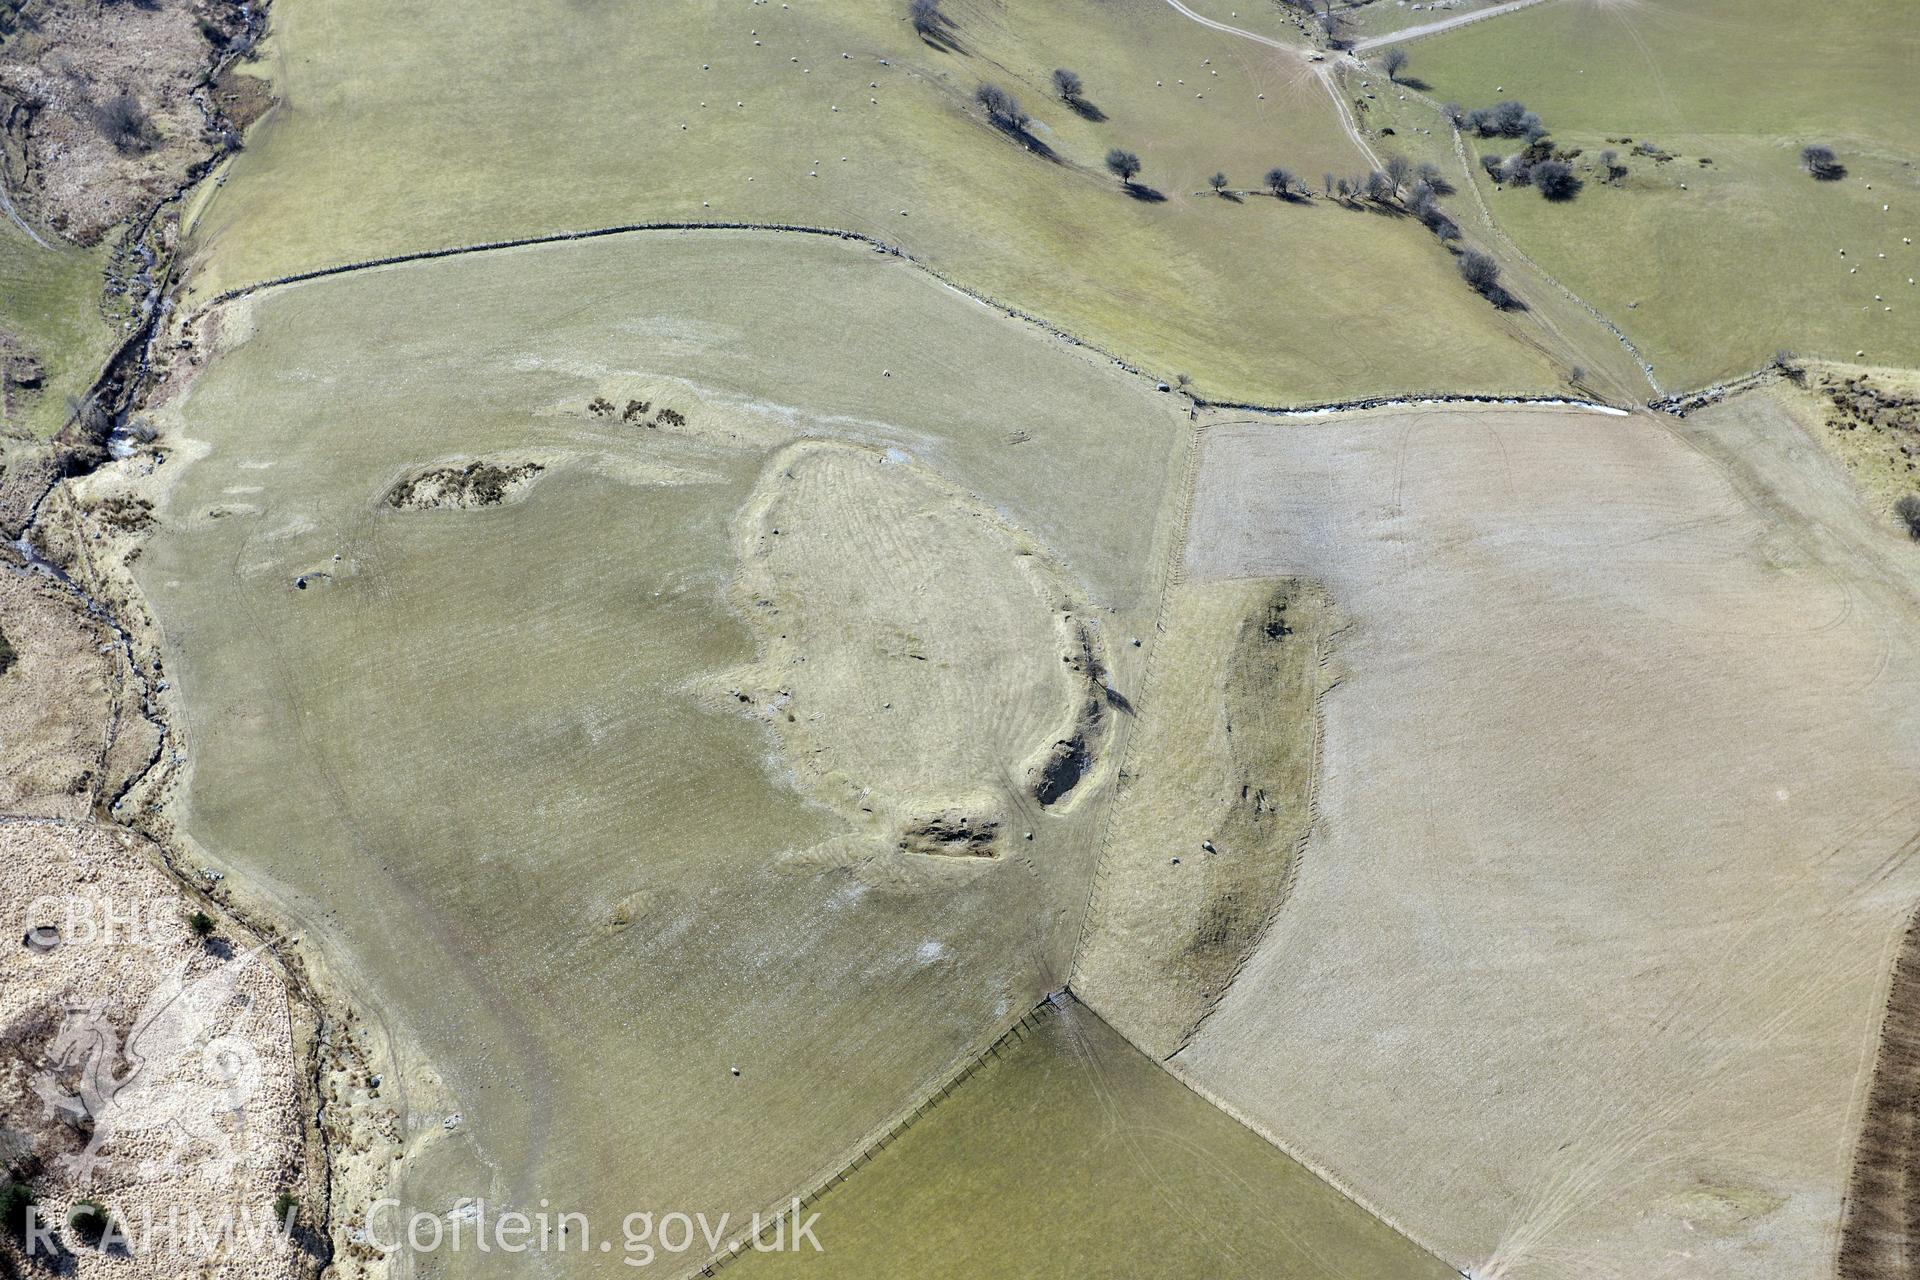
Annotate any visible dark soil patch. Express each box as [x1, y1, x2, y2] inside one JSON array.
[[210, 63, 276, 133], [899, 809, 999, 858], [1821, 374, 1920, 444], [1027, 622, 1112, 808], [1030, 734, 1092, 807], [385, 459, 545, 511]]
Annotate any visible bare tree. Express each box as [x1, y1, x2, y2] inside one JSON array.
[[1051, 68, 1083, 102], [1415, 161, 1451, 194], [1383, 47, 1409, 82], [1266, 167, 1296, 198], [1323, 172, 1335, 196], [1801, 144, 1843, 180], [1105, 148, 1143, 187], [909, 0, 948, 39], [1458, 249, 1505, 302], [1365, 169, 1395, 201], [1466, 100, 1544, 140], [1407, 181, 1458, 240], [1208, 171, 1231, 195], [974, 83, 1027, 133], [1385, 154, 1412, 195]]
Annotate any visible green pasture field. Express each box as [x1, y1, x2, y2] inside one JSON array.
[[178, 0, 1568, 403], [1412, 0, 1920, 388], [0, 221, 114, 438], [135, 230, 1195, 1273], [729, 996, 1456, 1280]]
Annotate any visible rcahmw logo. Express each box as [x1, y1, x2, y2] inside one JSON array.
[[23, 893, 187, 948]]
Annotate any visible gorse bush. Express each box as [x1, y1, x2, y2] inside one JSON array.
[[97, 91, 155, 153], [1532, 159, 1581, 200], [1896, 494, 1920, 540], [68, 1200, 113, 1244], [1, 1182, 35, 1239]]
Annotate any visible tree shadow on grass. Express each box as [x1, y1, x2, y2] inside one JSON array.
[[1397, 75, 1432, 92], [1123, 183, 1168, 203], [1065, 96, 1107, 123], [990, 119, 1061, 163], [1345, 198, 1410, 219], [914, 15, 966, 55]]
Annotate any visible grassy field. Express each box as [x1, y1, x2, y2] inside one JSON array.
[[1073, 578, 1338, 1058], [0, 220, 115, 438], [1166, 399, 1920, 1278], [1410, 0, 1920, 389], [130, 229, 1196, 1271], [175, 0, 1574, 403], [727, 995, 1457, 1279]]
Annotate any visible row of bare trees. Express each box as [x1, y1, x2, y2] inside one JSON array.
[[916, 1, 1514, 310]]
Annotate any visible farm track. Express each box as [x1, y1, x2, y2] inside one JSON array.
[[0, 168, 49, 248], [1351, 0, 1556, 52]]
